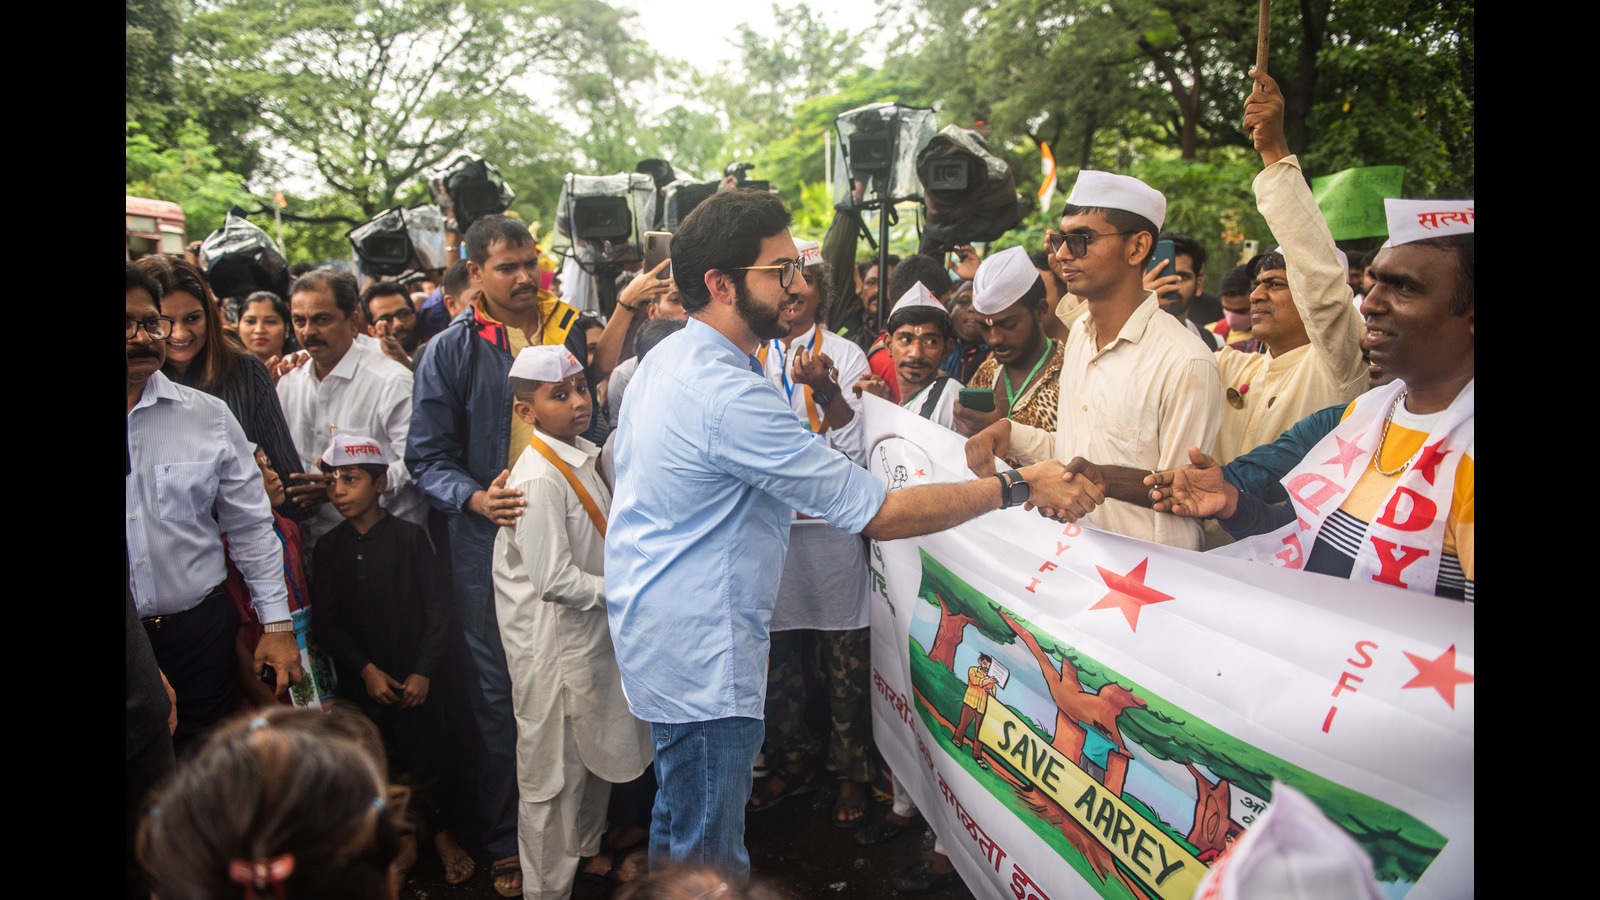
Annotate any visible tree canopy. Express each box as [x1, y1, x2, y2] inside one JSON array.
[[127, 0, 1472, 274]]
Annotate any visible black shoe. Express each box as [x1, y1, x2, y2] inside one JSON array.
[[856, 812, 922, 846], [894, 861, 960, 894]]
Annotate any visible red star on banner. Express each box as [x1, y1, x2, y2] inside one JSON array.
[[1401, 644, 1474, 709], [1089, 558, 1174, 632], [1323, 435, 1367, 477], [1413, 440, 1452, 485], [914, 468, 926, 478]]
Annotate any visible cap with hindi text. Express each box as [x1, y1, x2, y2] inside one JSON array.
[[888, 282, 949, 320], [1382, 200, 1474, 248], [794, 238, 823, 268], [321, 434, 389, 468]]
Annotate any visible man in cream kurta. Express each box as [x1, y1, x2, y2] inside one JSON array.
[[1213, 76, 1365, 467], [493, 424, 649, 899]]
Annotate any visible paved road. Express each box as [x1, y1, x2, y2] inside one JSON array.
[[400, 783, 977, 899]]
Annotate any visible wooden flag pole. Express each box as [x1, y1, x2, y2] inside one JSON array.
[[1256, 0, 1271, 72]]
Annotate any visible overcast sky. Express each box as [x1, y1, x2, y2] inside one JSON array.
[[616, 0, 888, 76]]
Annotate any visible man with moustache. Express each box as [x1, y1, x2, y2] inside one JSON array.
[[407, 213, 589, 898], [854, 284, 960, 429], [125, 261, 303, 748], [605, 189, 1093, 881], [276, 268, 424, 548]]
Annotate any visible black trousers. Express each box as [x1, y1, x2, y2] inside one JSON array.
[[143, 588, 241, 753]]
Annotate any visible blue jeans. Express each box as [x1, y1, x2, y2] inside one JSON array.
[[648, 717, 764, 883]]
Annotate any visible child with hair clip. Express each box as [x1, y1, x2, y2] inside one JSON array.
[[137, 706, 404, 900]]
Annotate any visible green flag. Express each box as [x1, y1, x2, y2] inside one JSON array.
[[1310, 166, 1405, 240]]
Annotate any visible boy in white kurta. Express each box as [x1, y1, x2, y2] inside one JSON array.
[[492, 345, 650, 899]]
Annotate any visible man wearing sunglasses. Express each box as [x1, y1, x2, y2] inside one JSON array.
[[966, 171, 1224, 551], [606, 188, 1093, 883]]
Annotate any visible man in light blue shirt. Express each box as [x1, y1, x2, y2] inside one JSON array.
[[605, 189, 1097, 881]]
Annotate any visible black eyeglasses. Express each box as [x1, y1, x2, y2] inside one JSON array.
[[1047, 230, 1138, 258], [127, 316, 176, 340], [729, 259, 800, 290], [373, 307, 417, 325]]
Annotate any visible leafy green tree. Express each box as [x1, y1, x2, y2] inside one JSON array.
[[913, 549, 1019, 671], [182, 0, 653, 225], [126, 0, 185, 136], [125, 120, 254, 240]]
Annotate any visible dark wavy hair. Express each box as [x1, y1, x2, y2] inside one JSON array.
[[671, 189, 793, 314], [137, 253, 243, 390]]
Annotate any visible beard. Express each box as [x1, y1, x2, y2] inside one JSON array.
[[734, 279, 789, 342]]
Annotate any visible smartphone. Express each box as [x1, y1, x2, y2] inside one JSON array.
[[1147, 239, 1180, 302], [1147, 239, 1177, 276], [259, 664, 277, 686], [643, 231, 672, 277], [958, 387, 996, 413], [1240, 239, 1261, 263]]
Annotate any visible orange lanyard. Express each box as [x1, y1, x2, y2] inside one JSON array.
[[526, 433, 606, 538], [756, 324, 829, 433]]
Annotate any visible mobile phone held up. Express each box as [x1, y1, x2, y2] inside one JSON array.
[[644, 231, 672, 278], [1147, 239, 1179, 302], [958, 387, 996, 413]]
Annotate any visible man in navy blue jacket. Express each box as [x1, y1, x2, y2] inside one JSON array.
[[407, 214, 588, 897]]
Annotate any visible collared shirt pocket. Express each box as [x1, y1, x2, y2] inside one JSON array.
[[155, 461, 218, 523]]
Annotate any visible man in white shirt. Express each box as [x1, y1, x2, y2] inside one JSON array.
[[277, 268, 424, 547], [965, 171, 1224, 550], [126, 262, 302, 748], [751, 237, 878, 824]]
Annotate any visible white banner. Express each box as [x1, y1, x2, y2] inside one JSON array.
[[861, 395, 1473, 899]]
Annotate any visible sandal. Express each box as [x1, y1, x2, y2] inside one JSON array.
[[491, 855, 522, 899], [833, 781, 868, 829], [747, 761, 820, 812]]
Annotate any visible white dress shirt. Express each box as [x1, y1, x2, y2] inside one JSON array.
[[276, 342, 425, 544], [126, 371, 289, 622]]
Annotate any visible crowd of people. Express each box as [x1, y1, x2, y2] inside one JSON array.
[[126, 70, 1472, 899]]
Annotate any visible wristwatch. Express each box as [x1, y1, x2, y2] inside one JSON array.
[[993, 469, 1030, 509], [263, 620, 295, 634], [812, 384, 838, 406]]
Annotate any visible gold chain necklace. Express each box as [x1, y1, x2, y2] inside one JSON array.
[[1370, 390, 1421, 477]]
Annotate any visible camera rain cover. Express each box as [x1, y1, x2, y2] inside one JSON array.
[[917, 125, 1021, 248], [201, 211, 288, 300], [831, 102, 938, 210], [556, 173, 659, 267]]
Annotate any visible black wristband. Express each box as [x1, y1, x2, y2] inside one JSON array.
[[813, 386, 837, 405]]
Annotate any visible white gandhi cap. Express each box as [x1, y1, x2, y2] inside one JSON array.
[[1064, 170, 1166, 230], [321, 433, 389, 468], [509, 344, 584, 383], [971, 246, 1040, 315]]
